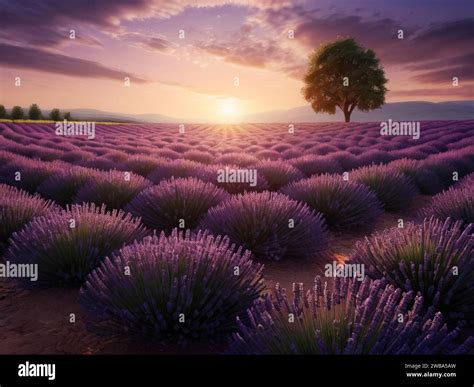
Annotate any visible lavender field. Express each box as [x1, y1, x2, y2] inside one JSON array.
[[0, 120, 473, 354]]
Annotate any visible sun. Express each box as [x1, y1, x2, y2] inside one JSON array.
[[217, 98, 240, 121]]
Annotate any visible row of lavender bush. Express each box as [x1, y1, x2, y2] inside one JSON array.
[[1, 184, 473, 352], [1, 122, 473, 168], [1, 156, 473, 266], [1, 141, 472, 216]]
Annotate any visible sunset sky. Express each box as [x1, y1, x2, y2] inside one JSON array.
[[0, 0, 472, 122]]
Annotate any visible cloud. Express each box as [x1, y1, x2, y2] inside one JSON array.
[[0, 43, 148, 83], [118, 32, 177, 53], [389, 87, 474, 99], [380, 19, 474, 66], [1, 0, 471, 101], [0, 0, 292, 82], [0, 0, 155, 47], [406, 54, 474, 83], [263, 8, 473, 87], [195, 23, 304, 78], [197, 41, 266, 68], [295, 14, 405, 56], [0, 0, 291, 47], [141, 37, 176, 52], [293, 13, 474, 67], [157, 79, 246, 100]]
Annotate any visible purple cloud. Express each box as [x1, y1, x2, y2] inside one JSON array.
[[0, 43, 148, 83], [0, 0, 155, 46]]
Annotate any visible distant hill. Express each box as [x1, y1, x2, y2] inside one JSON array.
[[5, 108, 179, 123], [240, 101, 474, 123], [65, 109, 179, 123], [12, 101, 473, 123]]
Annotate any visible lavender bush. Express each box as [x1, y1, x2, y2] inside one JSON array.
[[216, 152, 259, 167], [126, 177, 229, 232], [83, 156, 126, 171], [5, 203, 149, 287], [352, 164, 418, 211], [37, 166, 100, 206], [198, 164, 269, 194], [425, 147, 474, 180], [289, 155, 343, 177], [0, 184, 56, 251], [388, 158, 443, 194], [419, 186, 474, 225], [229, 277, 474, 354], [0, 157, 62, 193], [255, 149, 281, 161], [349, 218, 474, 323], [281, 174, 383, 230], [182, 150, 215, 164], [422, 155, 461, 190], [79, 229, 264, 342], [125, 155, 165, 176], [147, 159, 204, 184], [200, 191, 329, 261], [75, 170, 152, 210], [256, 160, 304, 191], [454, 172, 474, 190]]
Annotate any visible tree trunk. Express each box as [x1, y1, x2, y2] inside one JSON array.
[[344, 110, 351, 122]]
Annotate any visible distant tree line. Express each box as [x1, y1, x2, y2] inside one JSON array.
[[0, 104, 72, 121]]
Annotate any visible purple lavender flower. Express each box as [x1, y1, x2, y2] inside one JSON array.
[[74, 170, 152, 210], [83, 156, 127, 171], [5, 203, 149, 287], [356, 149, 396, 166], [351, 164, 418, 211], [167, 143, 192, 153], [289, 154, 343, 177], [282, 148, 304, 160], [182, 150, 215, 164], [454, 172, 474, 190], [200, 191, 329, 261], [256, 160, 304, 191], [255, 149, 281, 161], [102, 150, 130, 163], [126, 177, 229, 232], [419, 186, 474, 225], [327, 151, 361, 170], [147, 159, 204, 184], [228, 276, 474, 354], [306, 144, 338, 155], [79, 229, 264, 342], [123, 155, 165, 177], [216, 152, 260, 167], [281, 174, 383, 230], [0, 184, 57, 251], [423, 147, 474, 189], [0, 156, 63, 193], [60, 150, 95, 164], [198, 164, 269, 194], [388, 158, 444, 194], [37, 166, 100, 206], [349, 218, 474, 323], [154, 148, 181, 160]]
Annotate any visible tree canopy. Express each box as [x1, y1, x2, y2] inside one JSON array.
[[302, 38, 388, 122], [29, 104, 42, 120], [49, 108, 61, 121], [11, 106, 24, 120]]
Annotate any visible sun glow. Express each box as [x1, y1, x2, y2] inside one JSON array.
[[217, 98, 240, 122]]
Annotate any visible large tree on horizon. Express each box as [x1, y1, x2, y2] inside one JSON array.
[[302, 38, 388, 122]]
